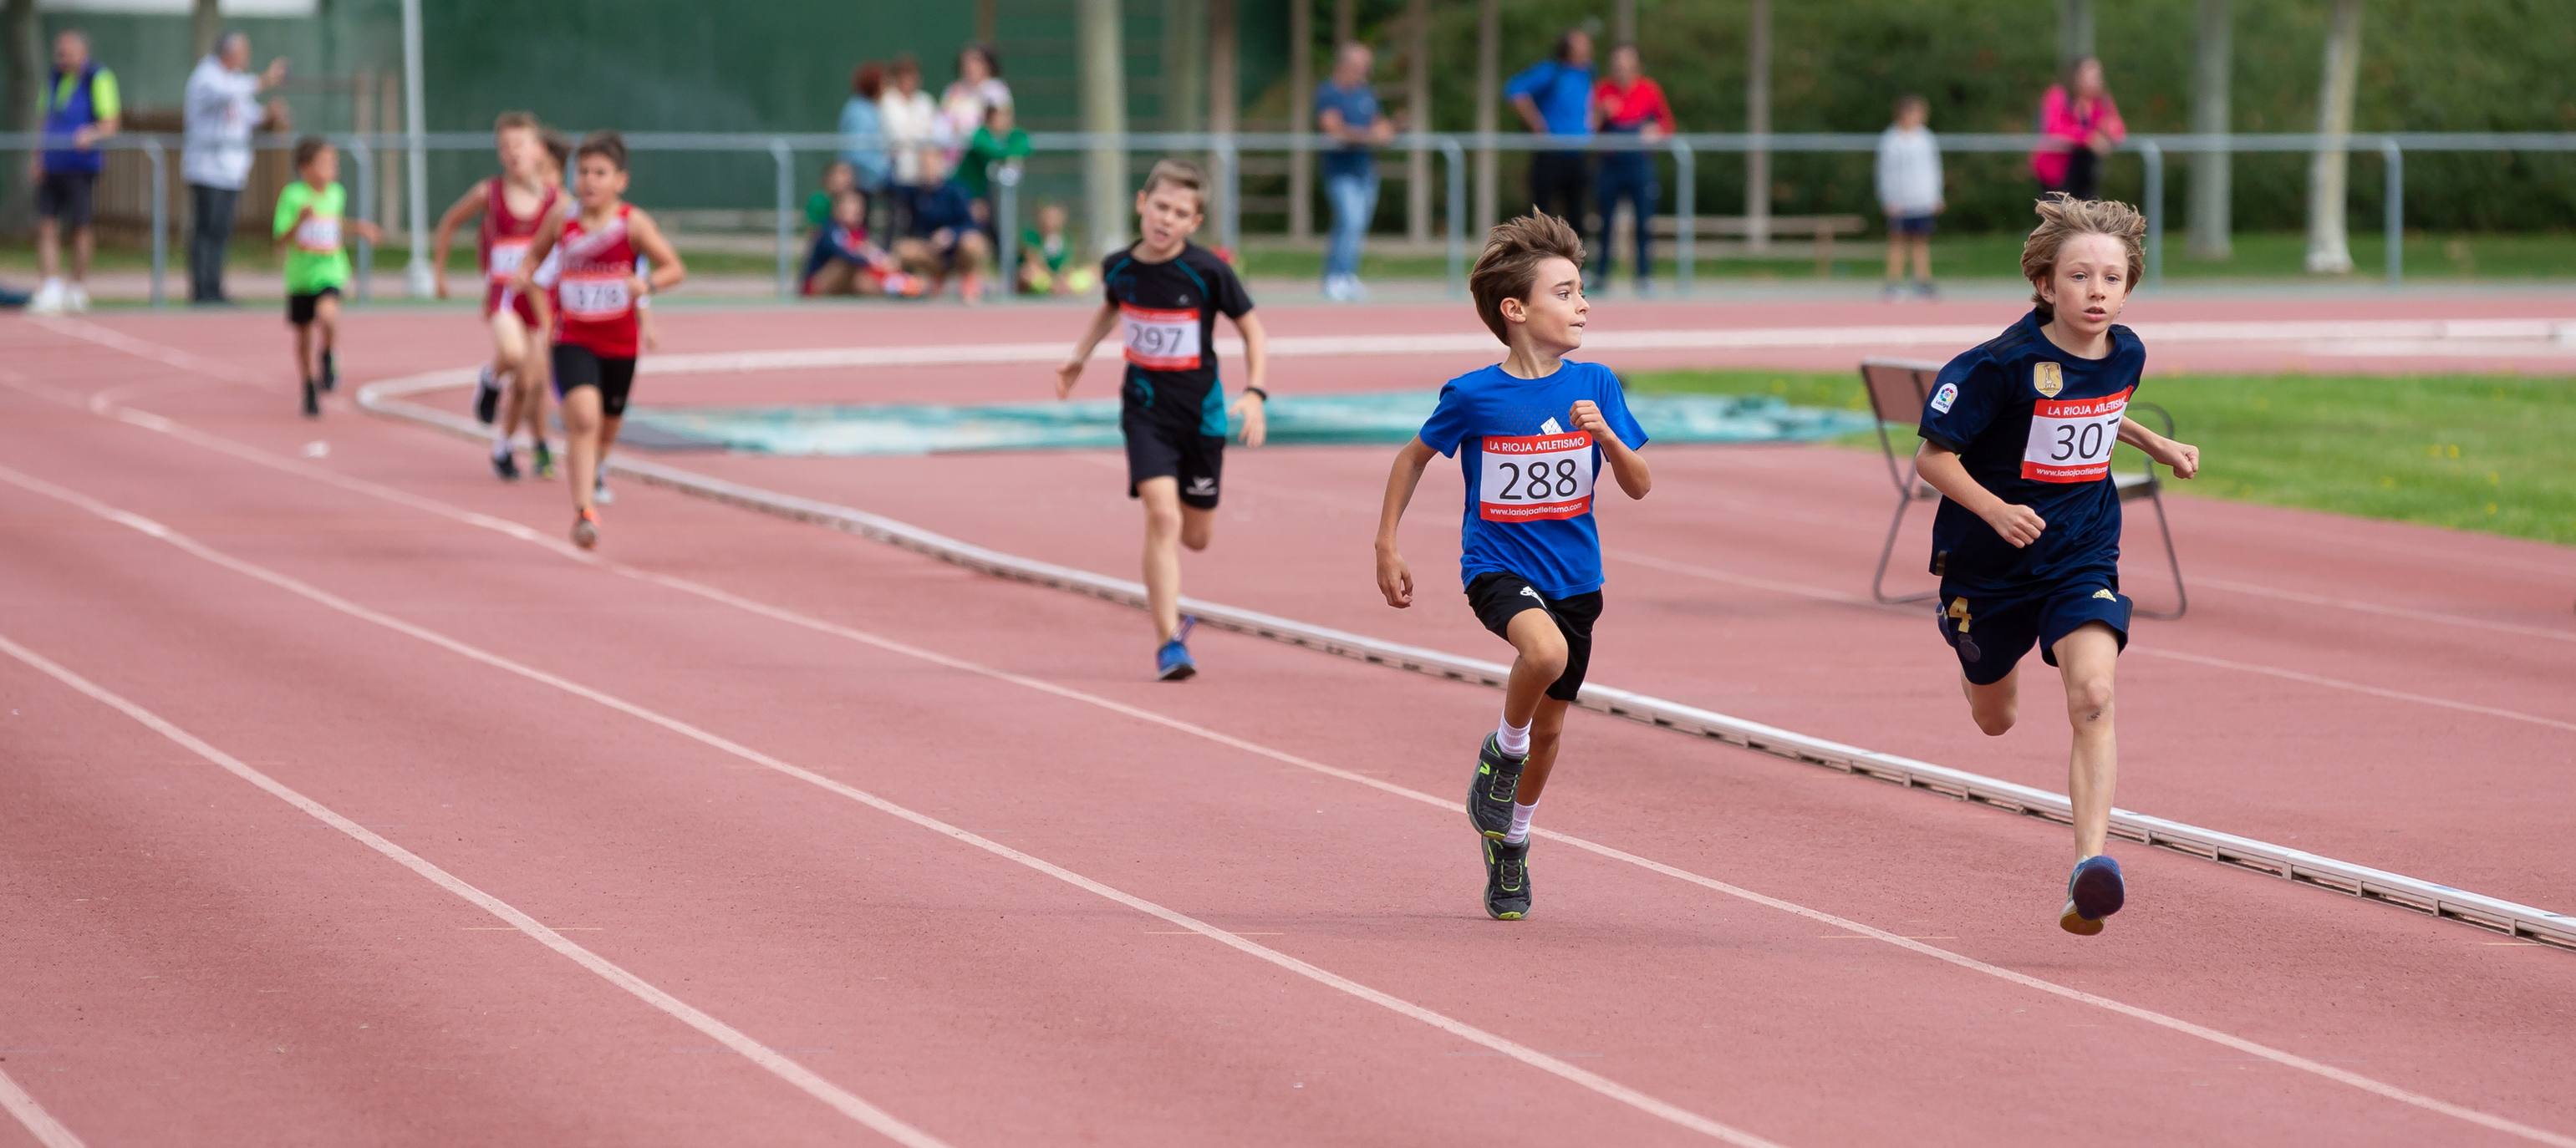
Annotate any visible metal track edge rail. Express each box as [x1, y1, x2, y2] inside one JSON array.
[[357, 369, 2576, 950]]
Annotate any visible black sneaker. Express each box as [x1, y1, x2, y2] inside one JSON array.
[[1482, 837, 1531, 921], [473, 367, 500, 424], [1466, 734, 1525, 839], [491, 445, 520, 481], [301, 378, 320, 418], [318, 349, 338, 393]]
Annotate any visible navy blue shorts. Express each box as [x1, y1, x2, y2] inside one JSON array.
[[1890, 214, 1937, 237], [1937, 577, 2130, 686]]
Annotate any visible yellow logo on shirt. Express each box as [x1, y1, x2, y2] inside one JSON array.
[[2092, 589, 2117, 601], [2034, 362, 2064, 398]]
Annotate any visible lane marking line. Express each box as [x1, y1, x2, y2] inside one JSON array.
[[18, 411, 2575, 1148], [0, 1067, 84, 1148], [0, 462, 1781, 1148]]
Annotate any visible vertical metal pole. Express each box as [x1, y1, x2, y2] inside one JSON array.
[[1077, 0, 1130, 254], [1671, 137, 1694, 297], [400, 0, 432, 296], [1287, 0, 1314, 241], [2139, 140, 2164, 288], [1441, 136, 1465, 297], [145, 139, 168, 308], [349, 137, 374, 302], [2380, 138, 2403, 285], [771, 138, 794, 297], [996, 163, 1020, 300], [1215, 138, 1242, 258]]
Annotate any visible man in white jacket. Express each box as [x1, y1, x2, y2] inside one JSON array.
[[1874, 94, 1944, 300], [181, 32, 287, 304]]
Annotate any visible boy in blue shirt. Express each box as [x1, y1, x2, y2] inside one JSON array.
[[1916, 193, 2200, 936], [1373, 211, 1651, 921]]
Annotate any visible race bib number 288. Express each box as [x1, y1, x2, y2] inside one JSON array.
[[2021, 387, 2131, 482], [1479, 433, 1594, 521]]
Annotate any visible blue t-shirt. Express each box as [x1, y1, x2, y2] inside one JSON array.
[[1313, 81, 1382, 180], [1917, 310, 2146, 592], [1418, 359, 1648, 599], [1504, 60, 1596, 139]]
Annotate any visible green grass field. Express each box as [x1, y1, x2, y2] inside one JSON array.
[[1627, 367, 2576, 546]]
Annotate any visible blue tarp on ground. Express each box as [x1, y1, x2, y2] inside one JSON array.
[[620, 391, 1876, 456]]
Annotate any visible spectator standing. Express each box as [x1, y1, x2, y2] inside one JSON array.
[[1314, 42, 1394, 302], [838, 63, 892, 224], [1590, 43, 1672, 292], [182, 32, 288, 304], [1505, 29, 1596, 234], [1876, 94, 1945, 299], [2031, 56, 2125, 201], [878, 56, 940, 237], [28, 30, 120, 315], [960, 102, 1031, 227], [938, 44, 1012, 160]]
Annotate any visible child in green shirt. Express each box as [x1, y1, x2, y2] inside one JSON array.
[[273, 136, 380, 417], [961, 103, 1030, 210]]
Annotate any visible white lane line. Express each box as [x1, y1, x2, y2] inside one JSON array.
[[0, 541, 947, 1148], [38, 401, 2576, 1148], [2194, 576, 2576, 646], [0, 464, 1780, 1148], [0, 1067, 84, 1148], [1607, 549, 2576, 734]]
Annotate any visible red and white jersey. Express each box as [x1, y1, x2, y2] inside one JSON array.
[[549, 204, 639, 358], [477, 176, 556, 284]]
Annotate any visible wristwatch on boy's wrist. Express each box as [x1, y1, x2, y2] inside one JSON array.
[[1243, 385, 1270, 402]]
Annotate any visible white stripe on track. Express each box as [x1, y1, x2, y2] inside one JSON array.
[[0, 520, 949, 1148], [15, 398, 2576, 1148], [0, 461, 1784, 1148], [0, 1067, 84, 1148]]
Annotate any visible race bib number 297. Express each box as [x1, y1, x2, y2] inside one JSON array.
[[1122, 304, 1201, 371], [1479, 433, 1594, 521], [2021, 387, 2131, 482]]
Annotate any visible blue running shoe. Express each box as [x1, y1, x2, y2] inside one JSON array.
[[2059, 855, 2125, 936], [1155, 616, 1198, 681]]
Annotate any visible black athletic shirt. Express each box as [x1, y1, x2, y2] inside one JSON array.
[[1918, 310, 2146, 592], [1101, 241, 1254, 437]]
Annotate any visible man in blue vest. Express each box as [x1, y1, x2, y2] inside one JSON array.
[[29, 29, 120, 315], [1505, 28, 1595, 239]]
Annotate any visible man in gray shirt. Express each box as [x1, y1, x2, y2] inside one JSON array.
[[181, 32, 286, 304]]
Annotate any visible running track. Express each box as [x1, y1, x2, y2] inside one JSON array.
[[2, 294, 2572, 1146]]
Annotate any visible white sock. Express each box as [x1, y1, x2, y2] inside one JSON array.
[[491, 429, 513, 455], [1504, 801, 1537, 845], [1496, 717, 1530, 759]]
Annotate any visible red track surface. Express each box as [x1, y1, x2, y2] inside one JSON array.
[[3, 297, 2573, 1147]]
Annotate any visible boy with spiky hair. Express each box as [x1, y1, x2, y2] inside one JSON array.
[[1055, 159, 1271, 680], [1372, 211, 1652, 921]]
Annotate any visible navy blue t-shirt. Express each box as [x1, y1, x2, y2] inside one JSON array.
[[1313, 81, 1382, 180], [1418, 359, 1648, 599], [1918, 310, 2146, 592]]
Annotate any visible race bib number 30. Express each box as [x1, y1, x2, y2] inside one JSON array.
[[1122, 304, 1201, 371], [1479, 433, 1594, 521], [486, 238, 530, 283], [2021, 387, 2131, 482], [558, 273, 633, 321]]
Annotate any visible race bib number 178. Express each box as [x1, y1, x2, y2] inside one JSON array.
[[2021, 387, 2131, 482], [1479, 433, 1594, 521]]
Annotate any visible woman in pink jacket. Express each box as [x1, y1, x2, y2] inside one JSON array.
[[2031, 56, 2125, 201]]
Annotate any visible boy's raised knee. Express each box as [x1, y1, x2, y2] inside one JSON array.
[[1973, 707, 2017, 737]]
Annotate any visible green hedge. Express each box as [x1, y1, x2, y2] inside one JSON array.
[[1356, 0, 2576, 232]]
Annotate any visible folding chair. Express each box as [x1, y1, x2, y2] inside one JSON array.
[[1857, 358, 1945, 606], [1855, 357, 2188, 620]]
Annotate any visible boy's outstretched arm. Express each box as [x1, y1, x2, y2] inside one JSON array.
[[1056, 302, 1119, 398], [1229, 311, 1270, 447], [1372, 437, 1438, 608], [1914, 440, 2045, 548], [2118, 417, 2199, 479], [1571, 399, 1651, 499]]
